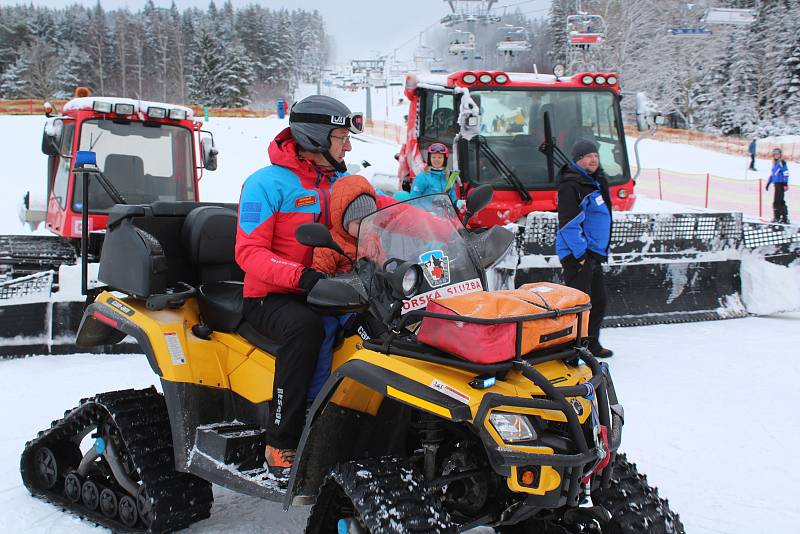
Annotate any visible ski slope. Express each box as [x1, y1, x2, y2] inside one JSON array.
[[1, 89, 799, 532]]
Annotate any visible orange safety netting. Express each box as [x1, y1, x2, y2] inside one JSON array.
[[362, 119, 404, 144], [626, 125, 799, 162], [636, 167, 799, 222], [0, 99, 275, 118]]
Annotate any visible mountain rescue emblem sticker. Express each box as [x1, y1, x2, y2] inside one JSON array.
[[419, 250, 450, 288]]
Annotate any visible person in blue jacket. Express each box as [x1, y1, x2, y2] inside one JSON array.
[[410, 143, 463, 208], [556, 139, 613, 358], [766, 147, 790, 224], [748, 139, 757, 171]]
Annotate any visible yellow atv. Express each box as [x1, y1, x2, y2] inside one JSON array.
[[20, 187, 684, 533]]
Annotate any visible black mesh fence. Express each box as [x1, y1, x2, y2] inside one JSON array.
[[0, 271, 54, 301]]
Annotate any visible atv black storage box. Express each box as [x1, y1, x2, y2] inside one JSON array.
[[98, 201, 241, 298]]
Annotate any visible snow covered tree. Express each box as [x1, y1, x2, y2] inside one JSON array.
[[53, 45, 88, 98], [0, 55, 29, 98], [187, 23, 224, 106], [783, 15, 800, 125], [85, 2, 114, 95], [0, 2, 327, 105], [547, 0, 570, 68], [217, 41, 255, 107]]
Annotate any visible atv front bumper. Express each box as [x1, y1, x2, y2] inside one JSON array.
[[474, 353, 623, 510]]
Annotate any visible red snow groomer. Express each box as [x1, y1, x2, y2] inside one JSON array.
[[2, 94, 218, 355], [398, 70, 635, 227], [27, 95, 216, 240]]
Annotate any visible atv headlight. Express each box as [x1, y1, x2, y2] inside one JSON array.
[[401, 267, 419, 296], [490, 413, 536, 443], [389, 261, 422, 299]]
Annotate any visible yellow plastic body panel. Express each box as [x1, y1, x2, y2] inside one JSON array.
[[228, 349, 275, 403], [96, 293, 275, 402], [328, 377, 385, 416], [386, 386, 452, 419]]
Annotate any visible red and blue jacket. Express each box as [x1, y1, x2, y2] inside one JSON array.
[[236, 127, 393, 298]]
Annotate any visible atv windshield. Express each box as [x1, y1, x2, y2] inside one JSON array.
[[356, 195, 484, 313], [72, 119, 195, 212], [460, 89, 628, 188]]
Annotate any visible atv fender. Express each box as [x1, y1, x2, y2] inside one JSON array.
[[284, 356, 472, 507], [76, 297, 161, 376]]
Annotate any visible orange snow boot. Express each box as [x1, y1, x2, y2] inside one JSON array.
[[265, 445, 295, 480]]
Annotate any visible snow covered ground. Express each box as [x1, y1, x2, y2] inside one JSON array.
[[1, 86, 799, 533], [2, 313, 799, 533]]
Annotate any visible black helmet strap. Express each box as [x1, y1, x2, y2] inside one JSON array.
[[323, 150, 348, 174], [306, 134, 348, 174]]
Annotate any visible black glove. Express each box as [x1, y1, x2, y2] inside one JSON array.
[[298, 268, 325, 294], [765, 183, 770, 191]]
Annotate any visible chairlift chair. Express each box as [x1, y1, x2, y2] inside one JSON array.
[[496, 27, 531, 55], [566, 14, 606, 47], [448, 31, 476, 56], [703, 7, 756, 25]]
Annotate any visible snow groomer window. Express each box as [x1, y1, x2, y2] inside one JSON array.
[[72, 119, 195, 212]]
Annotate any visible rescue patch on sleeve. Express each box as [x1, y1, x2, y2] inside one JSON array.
[[240, 201, 262, 223], [295, 195, 317, 208]]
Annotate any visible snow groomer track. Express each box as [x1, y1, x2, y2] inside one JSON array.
[[496, 212, 800, 326]]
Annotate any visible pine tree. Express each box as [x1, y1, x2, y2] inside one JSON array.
[[217, 40, 255, 107], [187, 22, 224, 106], [0, 55, 29, 98], [783, 11, 800, 125], [547, 0, 570, 68], [53, 45, 87, 98]]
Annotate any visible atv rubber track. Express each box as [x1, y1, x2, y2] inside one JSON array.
[[20, 387, 213, 533], [306, 456, 456, 534], [593, 453, 685, 534]]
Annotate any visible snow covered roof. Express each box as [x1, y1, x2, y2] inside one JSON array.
[[63, 97, 194, 118]]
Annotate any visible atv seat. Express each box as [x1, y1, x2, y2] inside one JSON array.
[[196, 281, 282, 356], [182, 205, 282, 356]]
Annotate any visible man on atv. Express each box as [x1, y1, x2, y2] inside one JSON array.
[[235, 95, 390, 478]]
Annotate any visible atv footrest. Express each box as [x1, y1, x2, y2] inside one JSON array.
[[195, 422, 266, 466]]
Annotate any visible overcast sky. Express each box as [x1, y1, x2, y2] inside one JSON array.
[[0, 0, 552, 63]]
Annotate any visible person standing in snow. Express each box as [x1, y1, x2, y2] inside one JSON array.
[[409, 143, 464, 209], [556, 139, 613, 358], [748, 139, 757, 171], [766, 147, 790, 223]]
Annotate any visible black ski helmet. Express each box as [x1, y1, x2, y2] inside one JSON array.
[[289, 95, 363, 172]]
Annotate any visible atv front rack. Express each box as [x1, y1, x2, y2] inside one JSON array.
[[364, 305, 623, 506]]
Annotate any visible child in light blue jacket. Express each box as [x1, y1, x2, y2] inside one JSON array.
[[410, 143, 462, 208]]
